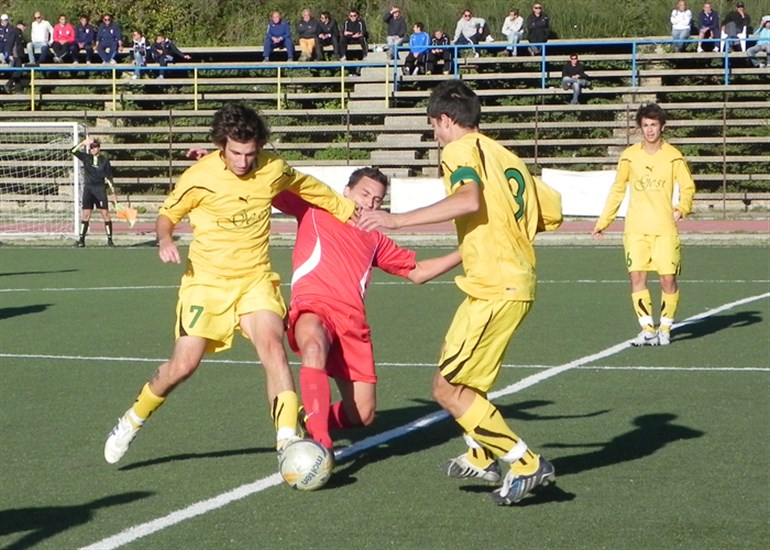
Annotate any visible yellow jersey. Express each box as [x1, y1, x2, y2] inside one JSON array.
[[441, 132, 554, 301], [159, 151, 355, 278], [595, 141, 695, 236]]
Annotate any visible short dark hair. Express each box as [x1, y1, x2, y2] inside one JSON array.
[[347, 167, 389, 191], [210, 103, 270, 148], [427, 80, 481, 129], [89, 139, 101, 148], [635, 103, 667, 127], [415, 22, 424, 31]]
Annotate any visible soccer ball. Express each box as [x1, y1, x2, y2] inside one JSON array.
[[279, 439, 333, 491]]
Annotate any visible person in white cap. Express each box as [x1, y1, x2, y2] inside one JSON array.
[[746, 15, 770, 67], [1, 14, 13, 62]]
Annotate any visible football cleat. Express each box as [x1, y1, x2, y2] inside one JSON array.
[[297, 405, 308, 440], [657, 329, 671, 346], [276, 436, 301, 463], [441, 453, 502, 484], [491, 456, 556, 505], [631, 329, 659, 347], [104, 412, 140, 464]]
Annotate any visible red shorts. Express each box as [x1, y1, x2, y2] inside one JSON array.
[[287, 297, 376, 384]]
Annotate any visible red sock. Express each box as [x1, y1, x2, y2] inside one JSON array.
[[329, 401, 357, 430], [299, 366, 333, 449]]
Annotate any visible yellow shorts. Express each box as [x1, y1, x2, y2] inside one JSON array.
[[175, 265, 286, 354], [438, 297, 532, 392], [623, 233, 681, 275]]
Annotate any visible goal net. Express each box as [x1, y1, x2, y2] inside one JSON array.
[[0, 122, 81, 237]]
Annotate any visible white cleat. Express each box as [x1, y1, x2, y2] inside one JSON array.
[[441, 453, 502, 484], [104, 412, 140, 464], [657, 330, 671, 346], [631, 329, 659, 347]]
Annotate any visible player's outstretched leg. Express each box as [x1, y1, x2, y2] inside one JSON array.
[[491, 455, 556, 505], [104, 382, 165, 464]]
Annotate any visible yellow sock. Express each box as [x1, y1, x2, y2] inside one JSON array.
[[631, 289, 655, 331], [660, 290, 680, 332], [130, 383, 166, 427], [272, 390, 299, 444], [457, 393, 537, 472], [463, 440, 497, 469]]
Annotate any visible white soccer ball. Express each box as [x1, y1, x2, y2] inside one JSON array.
[[279, 439, 333, 491]]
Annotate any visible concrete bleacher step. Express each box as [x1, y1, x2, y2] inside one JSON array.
[[370, 150, 416, 163], [376, 133, 425, 146]]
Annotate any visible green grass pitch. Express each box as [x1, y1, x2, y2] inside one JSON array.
[[1, 244, 768, 549]]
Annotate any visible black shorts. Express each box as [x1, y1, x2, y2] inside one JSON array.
[[82, 185, 109, 210]]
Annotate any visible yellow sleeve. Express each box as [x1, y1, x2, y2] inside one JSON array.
[[594, 157, 630, 232], [288, 171, 356, 222], [673, 157, 696, 217]]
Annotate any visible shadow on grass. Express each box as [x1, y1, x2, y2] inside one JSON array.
[[672, 311, 763, 343], [118, 446, 274, 471], [0, 269, 77, 277], [0, 491, 153, 550], [0, 304, 52, 320], [545, 413, 704, 476], [328, 398, 607, 494]]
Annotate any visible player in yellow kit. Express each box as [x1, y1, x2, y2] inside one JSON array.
[[593, 103, 695, 346], [103, 103, 357, 465], [358, 80, 562, 506]]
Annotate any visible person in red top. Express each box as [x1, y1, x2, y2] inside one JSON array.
[[51, 14, 76, 62], [273, 167, 461, 451]]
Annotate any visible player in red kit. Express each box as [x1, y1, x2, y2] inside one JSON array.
[[273, 167, 461, 451]]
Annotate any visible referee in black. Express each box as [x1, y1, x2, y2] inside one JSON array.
[[71, 137, 117, 247]]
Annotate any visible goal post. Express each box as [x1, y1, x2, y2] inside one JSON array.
[[0, 122, 82, 238]]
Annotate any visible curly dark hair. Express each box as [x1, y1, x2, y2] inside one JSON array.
[[210, 103, 270, 148], [427, 80, 481, 129], [635, 103, 667, 128]]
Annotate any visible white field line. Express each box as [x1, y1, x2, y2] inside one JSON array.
[[2, 279, 769, 293], [1, 353, 769, 373], [78, 291, 769, 550]]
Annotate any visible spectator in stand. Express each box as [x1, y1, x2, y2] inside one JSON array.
[[561, 53, 591, 104], [51, 14, 76, 62], [130, 30, 147, 79], [74, 14, 96, 64], [0, 14, 11, 62], [426, 28, 452, 74], [296, 9, 321, 61], [452, 9, 489, 57], [746, 14, 770, 67], [670, 1, 693, 52], [383, 6, 407, 60], [502, 9, 525, 56], [403, 21, 430, 75], [26, 11, 53, 64], [697, 2, 720, 52], [525, 3, 550, 56], [318, 11, 341, 60], [722, 2, 751, 53], [3, 20, 26, 94], [341, 9, 368, 61], [263, 10, 295, 61], [95, 13, 122, 64], [149, 33, 191, 79]]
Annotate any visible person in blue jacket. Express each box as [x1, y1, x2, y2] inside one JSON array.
[[403, 22, 430, 75], [263, 10, 295, 61]]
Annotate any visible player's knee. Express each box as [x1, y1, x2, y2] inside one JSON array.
[[298, 338, 327, 366], [431, 375, 454, 408], [355, 404, 376, 426]]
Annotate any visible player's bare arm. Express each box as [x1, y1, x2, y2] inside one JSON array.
[[407, 250, 462, 284], [156, 214, 181, 263], [358, 182, 480, 231]]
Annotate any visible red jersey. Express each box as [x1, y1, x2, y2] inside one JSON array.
[[273, 191, 416, 314]]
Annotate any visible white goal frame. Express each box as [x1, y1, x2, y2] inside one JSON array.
[[0, 121, 82, 238]]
